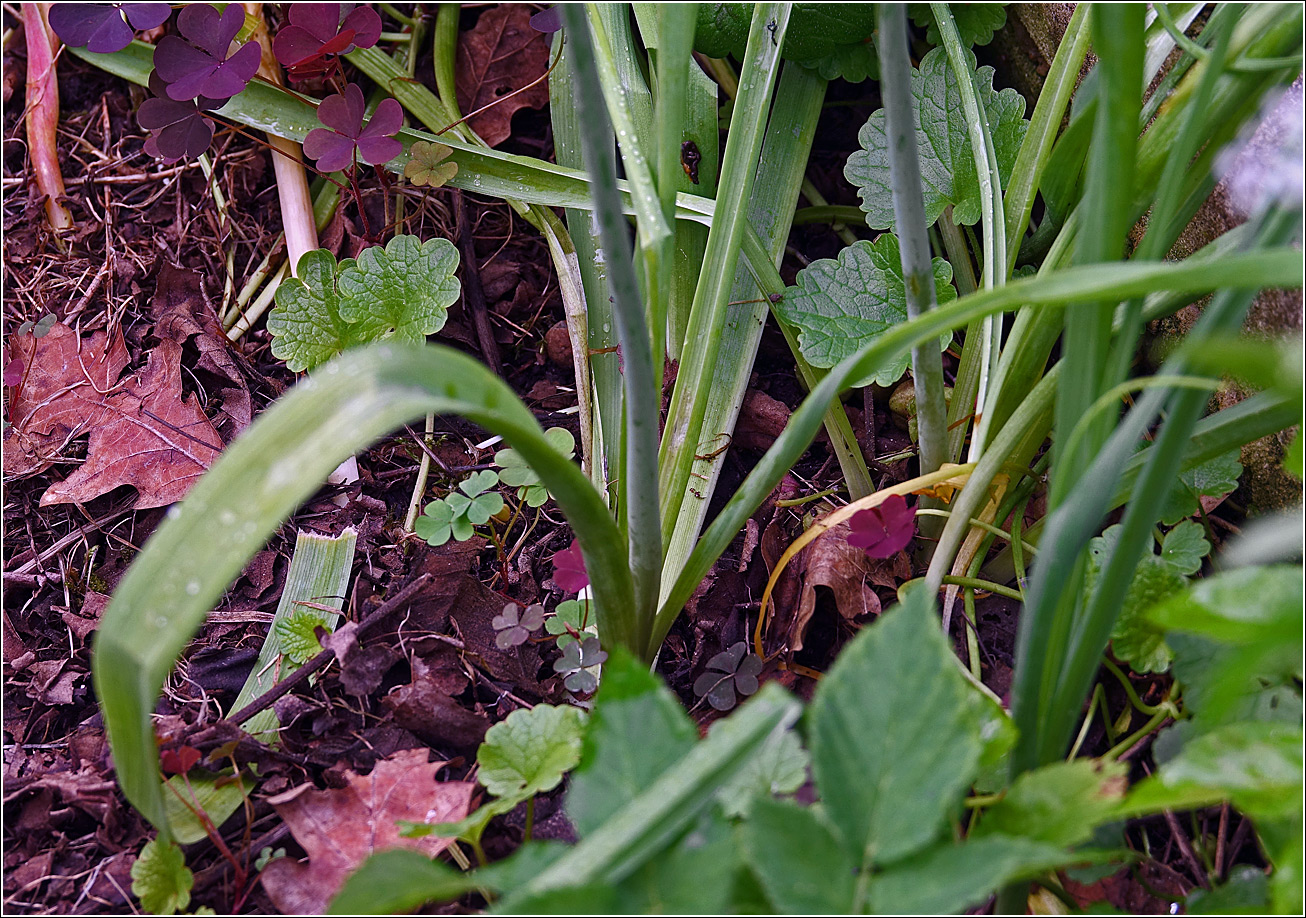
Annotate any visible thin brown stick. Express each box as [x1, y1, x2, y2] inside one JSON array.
[[456, 190, 502, 374]]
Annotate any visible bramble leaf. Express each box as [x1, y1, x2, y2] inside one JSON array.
[[267, 249, 360, 372], [717, 727, 810, 818], [404, 141, 459, 188], [131, 838, 193, 915], [478, 704, 585, 800], [337, 236, 460, 346], [845, 46, 1028, 229], [909, 4, 1008, 49], [773, 234, 956, 387]]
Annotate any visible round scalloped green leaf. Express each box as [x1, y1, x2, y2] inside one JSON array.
[[337, 235, 460, 346], [1160, 520, 1210, 576], [845, 46, 1029, 229], [694, 3, 878, 82], [910, 4, 1008, 49], [773, 234, 956, 387], [478, 704, 585, 801], [267, 249, 360, 373], [131, 838, 193, 915]]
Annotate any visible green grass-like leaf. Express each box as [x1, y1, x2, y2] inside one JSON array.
[[773, 233, 956, 386], [845, 45, 1028, 228]]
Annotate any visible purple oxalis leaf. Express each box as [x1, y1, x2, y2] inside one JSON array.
[[153, 4, 260, 102], [49, 3, 170, 54], [303, 83, 402, 171], [138, 72, 220, 163], [551, 538, 589, 593], [272, 3, 382, 79], [847, 493, 916, 559]]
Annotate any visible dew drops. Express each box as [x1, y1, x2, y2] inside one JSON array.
[[219, 510, 236, 526], [166, 505, 182, 520], [186, 581, 200, 596]]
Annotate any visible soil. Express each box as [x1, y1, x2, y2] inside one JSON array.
[[1, 6, 1277, 915]]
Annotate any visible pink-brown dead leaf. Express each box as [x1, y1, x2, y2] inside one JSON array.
[[455, 4, 550, 147], [259, 749, 475, 914], [39, 338, 224, 508], [784, 523, 884, 653], [3, 322, 129, 478]]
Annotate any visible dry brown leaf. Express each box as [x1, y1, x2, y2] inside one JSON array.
[[260, 749, 474, 914], [455, 4, 550, 147], [3, 322, 129, 478], [784, 523, 883, 653], [39, 339, 224, 508]]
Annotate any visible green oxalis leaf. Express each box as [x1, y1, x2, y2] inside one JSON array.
[[414, 469, 504, 545], [496, 427, 575, 508], [273, 609, 328, 664], [131, 838, 193, 915], [404, 140, 458, 188], [845, 46, 1029, 229], [545, 598, 593, 650], [910, 3, 1008, 49], [773, 233, 956, 387], [268, 236, 460, 373]]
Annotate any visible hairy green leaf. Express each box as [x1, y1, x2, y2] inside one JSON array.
[[845, 46, 1028, 228], [694, 3, 878, 81], [717, 727, 809, 818], [273, 610, 327, 664], [479, 704, 585, 800], [910, 3, 1008, 49], [337, 235, 459, 345], [267, 249, 360, 373], [1158, 449, 1242, 525], [806, 587, 982, 868], [131, 838, 193, 915], [1088, 526, 1181, 674], [773, 234, 955, 386], [1159, 520, 1210, 575]]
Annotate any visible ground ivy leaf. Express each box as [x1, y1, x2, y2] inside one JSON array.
[[1160, 520, 1210, 575], [337, 235, 460, 345], [806, 586, 983, 868], [773, 234, 956, 387], [274, 610, 328, 664], [131, 838, 193, 915], [1158, 449, 1242, 525], [477, 704, 584, 800], [974, 759, 1128, 848], [845, 46, 1029, 229], [267, 249, 360, 373], [909, 4, 1008, 49]]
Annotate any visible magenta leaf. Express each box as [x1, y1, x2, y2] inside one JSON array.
[[272, 3, 382, 80], [3, 356, 24, 387], [529, 7, 563, 34], [49, 3, 170, 54], [847, 493, 916, 559], [137, 73, 219, 163], [551, 538, 589, 593], [303, 83, 402, 172], [153, 4, 260, 102]]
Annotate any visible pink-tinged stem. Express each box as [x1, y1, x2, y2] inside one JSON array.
[[22, 3, 74, 238], [242, 3, 318, 275]]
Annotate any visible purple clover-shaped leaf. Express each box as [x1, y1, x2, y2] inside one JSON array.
[[137, 73, 220, 163], [847, 493, 916, 559], [550, 538, 589, 593], [303, 83, 403, 172], [492, 602, 546, 650], [153, 4, 260, 103], [693, 642, 763, 712], [49, 3, 171, 54], [529, 7, 563, 34], [554, 636, 606, 694], [272, 3, 382, 80]]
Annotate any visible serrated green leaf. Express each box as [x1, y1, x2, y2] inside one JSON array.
[[975, 759, 1128, 847], [693, 4, 878, 82], [845, 46, 1028, 228], [267, 249, 360, 373], [910, 3, 1008, 49], [1088, 527, 1180, 673], [773, 234, 956, 387], [717, 727, 809, 818], [273, 610, 327, 664], [328, 848, 479, 915], [479, 704, 585, 800], [609, 807, 742, 914], [131, 838, 193, 915], [740, 797, 856, 912], [1160, 520, 1210, 575], [1158, 449, 1243, 525], [337, 235, 459, 345], [806, 587, 982, 868], [868, 835, 1111, 915], [567, 647, 698, 836]]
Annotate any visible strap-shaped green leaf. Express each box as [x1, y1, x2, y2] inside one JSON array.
[[92, 344, 630, 836]]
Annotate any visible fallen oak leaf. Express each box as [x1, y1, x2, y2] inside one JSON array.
[[39, 338, 224, 508], [454, 4, 550, 147], [259, 749, 474, 915]]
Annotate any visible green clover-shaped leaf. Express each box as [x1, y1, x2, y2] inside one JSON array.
[[495, 428, 575, 507], [273, 610, 328, 664], [404, 140, 459, 188], [693, 641, 764, 711], [414, 499, 456, 545], [267, 248, 362, 372], [545, 598, 594, 650], [845, 46, 1029, 229], [773, 234, 956, 387], [337, 235, 460, 345]]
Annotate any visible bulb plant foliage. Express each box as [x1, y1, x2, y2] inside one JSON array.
[[60, 2, 1304, 912]]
